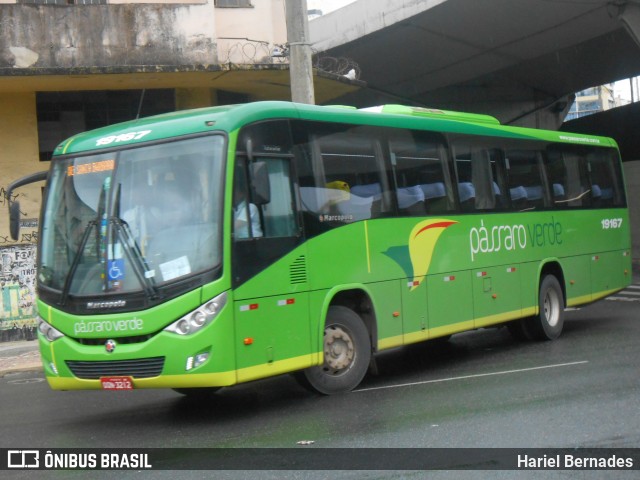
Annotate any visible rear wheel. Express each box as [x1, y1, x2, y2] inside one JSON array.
[[524, 275, 564, 340], [296, 306, 371, 395]]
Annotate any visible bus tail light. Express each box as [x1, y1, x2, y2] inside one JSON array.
[[164, 291, 227, 336]]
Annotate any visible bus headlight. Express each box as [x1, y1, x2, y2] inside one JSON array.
[[175, 319, 191, 335], [191, 311, 206, 327], [37, 316, 65, 342], [164, 291, 227, 336]]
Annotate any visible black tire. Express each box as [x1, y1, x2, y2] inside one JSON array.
[[524, 275, 565, 340], [296, 306, 371, 395]]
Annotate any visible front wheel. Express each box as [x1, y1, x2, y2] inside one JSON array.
[[296, 306, 371, 395], [525, 275, 565, 340]]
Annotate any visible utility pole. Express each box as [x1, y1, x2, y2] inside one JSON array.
[[285, 0, 315, 104]]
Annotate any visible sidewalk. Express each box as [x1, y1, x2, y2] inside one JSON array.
[[0, 340, 42, 377], [0, 263, 638, 377]]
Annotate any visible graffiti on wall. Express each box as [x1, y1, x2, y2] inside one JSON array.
[[0, 245, 37, 342], [0, 182, 39, 341]]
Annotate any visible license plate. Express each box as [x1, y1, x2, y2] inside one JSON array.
[[100, 376, 134, 390]]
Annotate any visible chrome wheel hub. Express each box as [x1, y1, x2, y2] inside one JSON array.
[[324, 325, 355, 372]]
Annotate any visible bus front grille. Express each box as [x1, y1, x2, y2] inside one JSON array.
[[66, 357, 165, 379]]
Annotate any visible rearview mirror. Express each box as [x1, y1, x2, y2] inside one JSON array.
[[6, 170, 48, 241], [9, 201, 20, 241]]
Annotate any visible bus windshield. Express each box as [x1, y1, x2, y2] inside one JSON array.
[[38, 135, 225, 300]]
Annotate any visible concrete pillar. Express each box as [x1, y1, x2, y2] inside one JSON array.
[[285, 0, 315, 105], [0, 92, 42, 244], [623, 160, 640, 263], [0, 93, 41, 334]]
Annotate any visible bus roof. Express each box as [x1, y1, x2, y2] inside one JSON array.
[[53, 101, 617, 156]]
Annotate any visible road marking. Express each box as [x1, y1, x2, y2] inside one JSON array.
[[604, 286, 640, 301], [7, 378, 45, 385], [354, 360, 589, 393]]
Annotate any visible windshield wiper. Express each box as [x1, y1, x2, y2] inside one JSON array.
[[58, 182, 159, 305], [60, 181, 109, 305], [59, 219, 97, 306], [110, 216, 159, 300]]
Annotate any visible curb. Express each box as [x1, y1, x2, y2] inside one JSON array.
[[0, 364, 43, 377], [0, 351, 43, 377]]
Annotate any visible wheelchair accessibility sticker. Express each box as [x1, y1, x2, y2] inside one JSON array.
[[108, 259, 125, 281]]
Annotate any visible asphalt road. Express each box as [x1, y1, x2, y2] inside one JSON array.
[[2, 287, 639, 479]]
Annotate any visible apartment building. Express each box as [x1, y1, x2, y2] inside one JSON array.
[[565, 84, 627, 121]]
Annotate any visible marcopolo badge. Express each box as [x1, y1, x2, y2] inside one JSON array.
[[105, 339, 117, 353]]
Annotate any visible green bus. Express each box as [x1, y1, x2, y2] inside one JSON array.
[[8, 101, 631, 395]]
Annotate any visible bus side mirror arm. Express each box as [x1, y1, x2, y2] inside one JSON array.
[[6, 170, 48, 241]]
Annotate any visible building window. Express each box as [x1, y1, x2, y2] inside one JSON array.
[[215, 0, 253, 7], [217, 90, 250, 105], [36, 89, 175, 161]]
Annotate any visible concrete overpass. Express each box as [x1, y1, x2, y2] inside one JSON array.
[[310, 0, 640, 131]]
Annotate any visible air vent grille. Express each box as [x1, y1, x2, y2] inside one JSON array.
[[289, 255, 308, 284]]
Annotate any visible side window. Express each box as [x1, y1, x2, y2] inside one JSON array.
[[295, 122, 392, 232], [452, 141, 506, 211], [232, 158, 263, 240], [234, 120, 299, 240], [545, 146, 592, 208], [389, 130, 453, 215], [259, 158, 297, 237], [504, 148, 550, 210], [587, 149, 625, 207]]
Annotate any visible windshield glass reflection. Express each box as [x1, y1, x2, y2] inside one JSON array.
[[39, 135, 225, 299]]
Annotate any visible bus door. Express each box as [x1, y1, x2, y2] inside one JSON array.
[[231, 121, 312, 382]]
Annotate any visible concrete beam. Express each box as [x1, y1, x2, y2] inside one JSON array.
[[618, 2, 640, 48], [310, 0, 448, 52]]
